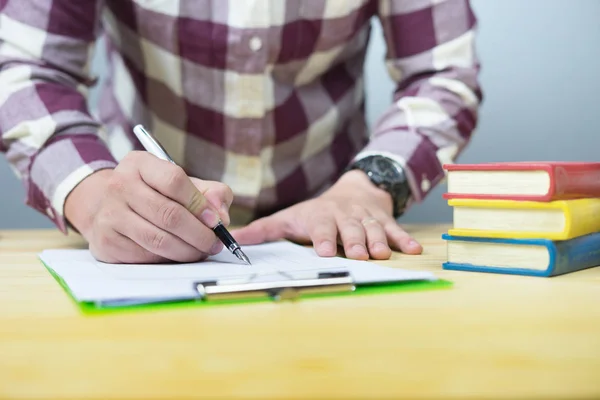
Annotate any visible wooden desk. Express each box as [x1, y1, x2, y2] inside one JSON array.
[[1, 225, 599, 399]]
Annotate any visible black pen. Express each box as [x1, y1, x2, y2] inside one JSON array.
[[132, 124, 251, 265]]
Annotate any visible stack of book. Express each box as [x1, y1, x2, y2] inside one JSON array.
[[440, 162, 600, 277]]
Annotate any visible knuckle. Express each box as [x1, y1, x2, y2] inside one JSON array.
[[120, 150, 144, 169], [343, 216, 362, 230], [158, 202, 182, 230], [96, 232, 114, 251], [106, 174, 126, 195], [91, 231, 121, 263], [220, 184, 234, 202], [164, 165, 187, 192], [124, 150, 144, 162], [319, 200, 340, 217], [349, 204, 365, 218], [144, 229, 168, 251], [216, 182, 232, 193], [96, 207, 116, 230]]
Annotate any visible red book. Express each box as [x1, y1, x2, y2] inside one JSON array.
[[443, 162, 600, 201]]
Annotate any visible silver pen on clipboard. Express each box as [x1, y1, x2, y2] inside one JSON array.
[[132, 124, 251, 265]]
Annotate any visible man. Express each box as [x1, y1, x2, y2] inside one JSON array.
[[0, 0, 481, 264]]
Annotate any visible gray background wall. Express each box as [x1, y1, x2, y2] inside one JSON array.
[[1, 0, 599, 229]]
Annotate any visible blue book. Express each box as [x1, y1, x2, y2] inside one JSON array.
[[442, 232, 600, 277]]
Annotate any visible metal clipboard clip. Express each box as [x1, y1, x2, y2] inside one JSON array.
[[193, 270, 355, 302]]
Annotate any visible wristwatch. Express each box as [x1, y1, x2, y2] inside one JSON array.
[[347, 155, 412, 218]]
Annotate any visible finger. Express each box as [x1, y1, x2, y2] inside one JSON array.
[[230, 213, 288, 245], [123, 181, 221, 255], [360, 216, 392, 260], [335, 212, 369, 260], [134, 154, 221, 228], [382, 219, 422, 254], [115, 208, 210, 263], [305, 211, 338, 257], [190, 178, 233, 226], [90, 229, 168, 264]]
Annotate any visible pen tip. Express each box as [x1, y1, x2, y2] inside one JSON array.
[[234, 249, 251, 265], [242, 254, 252, 266]]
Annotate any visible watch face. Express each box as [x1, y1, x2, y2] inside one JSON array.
[[374, 157, 403, 181], [355, 156, 410, 216]]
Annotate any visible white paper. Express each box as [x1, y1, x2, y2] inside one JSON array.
[[39, 241, 437, 306]]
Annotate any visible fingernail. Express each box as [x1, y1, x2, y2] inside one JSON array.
[[200, 209, 220, 227], [209, 240, 223, 254], [319, 240, 335, 255], [373, 242, 388, 253], [352, 244, 367, 255], [409, 239, 420, 248]]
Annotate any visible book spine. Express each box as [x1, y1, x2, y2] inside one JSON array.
[[552, 234, 600, 276], [551, 165, 600, 199], [564, 199, 600, 238]]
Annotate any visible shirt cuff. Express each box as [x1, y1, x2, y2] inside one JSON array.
[[27, 134, 118, 234], [353, 131, 446, 205]]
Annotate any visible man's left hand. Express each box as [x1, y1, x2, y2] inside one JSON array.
[[231, 170, 423, 260]]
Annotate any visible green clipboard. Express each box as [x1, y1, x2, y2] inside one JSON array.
[[40, 258, 452, 316]]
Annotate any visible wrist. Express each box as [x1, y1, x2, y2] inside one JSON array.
[[335, 169, 394, 207], [64, 169, 113, 237], [337, 169, 389, 194]]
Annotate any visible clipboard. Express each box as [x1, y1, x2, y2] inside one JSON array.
[[41, 261, 452, 315], [195, 270, 355, 301]]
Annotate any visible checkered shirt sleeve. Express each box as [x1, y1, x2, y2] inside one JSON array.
[[355, 0, 482, 204], [0, 1, 117, 232]]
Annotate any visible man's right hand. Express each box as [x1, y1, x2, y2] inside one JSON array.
[[64, 151, 233, 264]]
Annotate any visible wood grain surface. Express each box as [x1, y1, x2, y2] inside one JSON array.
[[1, 224, 599, 399]]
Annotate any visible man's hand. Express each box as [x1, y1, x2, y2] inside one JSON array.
[[64, 151, 233, 264], [231, 170, 422, 260]]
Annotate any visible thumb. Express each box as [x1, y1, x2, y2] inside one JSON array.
[[231, 214, 286, 245], [190, 178, 233, 226]]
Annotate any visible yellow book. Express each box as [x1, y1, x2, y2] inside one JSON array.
[[447, 198, 600, 240]]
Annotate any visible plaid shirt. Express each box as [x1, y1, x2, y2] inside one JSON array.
[[0, 0, 481, 232]]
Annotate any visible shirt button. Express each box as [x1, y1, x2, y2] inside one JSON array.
[[421, 177, 431, 192], [249, 36, 262, 51]]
